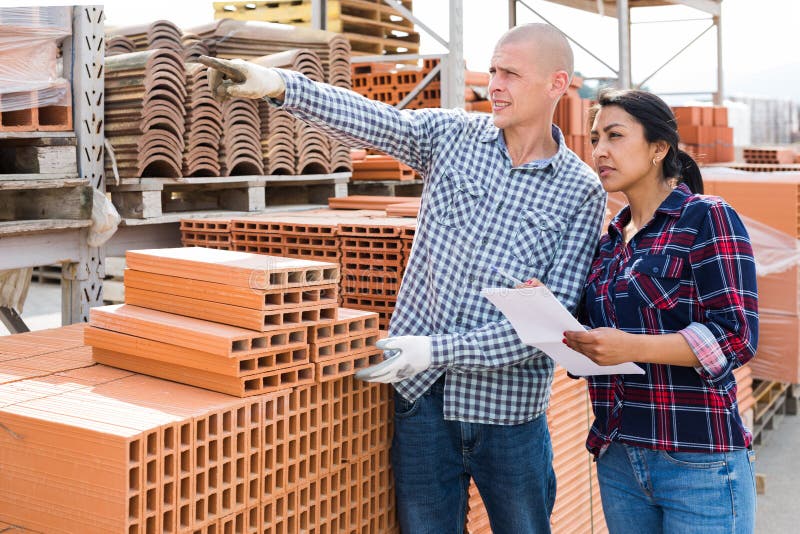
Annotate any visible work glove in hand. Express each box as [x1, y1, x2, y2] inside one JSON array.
[[355, 336, 432, 383], [198, 55, 286, 101]]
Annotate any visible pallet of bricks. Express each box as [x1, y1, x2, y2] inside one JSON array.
[[180, 205, 631, 533], [0, 6, 88, 274], [0, 246, 402, 533], [701, 165, 800, 442], [103, 18, 353, 221], [213, 0, 420, 57], [716, 145, 800, 173], [672, 105, 734, 164], [351, 57, 491, 112]]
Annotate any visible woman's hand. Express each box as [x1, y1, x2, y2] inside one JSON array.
[[563, 328, 636, 366]]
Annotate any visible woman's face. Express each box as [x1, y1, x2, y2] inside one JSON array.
[[590, 105, 660, 194]]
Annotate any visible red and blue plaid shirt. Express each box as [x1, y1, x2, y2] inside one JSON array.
[[582, 184, 758, 456]]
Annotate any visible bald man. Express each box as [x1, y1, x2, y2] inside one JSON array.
[[202, 23, 605, 533]]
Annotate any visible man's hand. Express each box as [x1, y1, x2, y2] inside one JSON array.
[[198, 55, 286, 101], [355, 336, 432, 383], [563, 327, 636, 366]]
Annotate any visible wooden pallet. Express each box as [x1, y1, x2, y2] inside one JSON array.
[[752, 379, 791, 445]]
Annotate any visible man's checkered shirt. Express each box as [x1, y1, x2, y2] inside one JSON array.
[[275, 70, 606, 424]]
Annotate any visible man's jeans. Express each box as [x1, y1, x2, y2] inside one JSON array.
[[597, 441, 757, 534], [391, 378, 556, 534]]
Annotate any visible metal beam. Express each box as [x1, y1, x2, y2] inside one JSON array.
[[396, 63, 442, 110], [618, 0, 631, 88], [351, 53, 446, 64], [382, 0, 449, 49], [714, 14, 723, 105], [311, 0, 327, 30], [441, 0, 464, 109], [0, 307, 29, 334], [635, 22, 714, 89], [509, 0, 517, 27], [663, 0, 720, 16], [517, 0, 619, 75]]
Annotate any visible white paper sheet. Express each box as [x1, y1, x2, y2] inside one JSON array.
[[481, 286, 644, 376]]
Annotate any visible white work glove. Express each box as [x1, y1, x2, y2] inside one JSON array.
[[198, 55, 286, 101], [355, 336, 433, 383]]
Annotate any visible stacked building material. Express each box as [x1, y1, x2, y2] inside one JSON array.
[[351, 153, 416, 181], [104, 48, 187, 178], [181, 33, 210, 63], [328, 195, 419, 211], [0, 6, 73, 133], [105, 20, 184, 52], [350, 58, 491, 112], [673, 105, 734, 164], [554, 76, 592, 164], [180, 217, 232, 249], [702, 168, 800, 383], [743, 146, 797, 164], [212, 0, 419, 58], [183, 62, 223, 177], [338, 216, 412, 330], [231, 213, 342, 261], [253, 49, 331, 175], [220, 97, 264, 176], [105, 35, 135, 56]]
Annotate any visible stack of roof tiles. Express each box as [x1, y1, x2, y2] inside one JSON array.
[[104, 19, 354, 178], [253, 49, 332, 175], [104, 48, 187, 179], [183, 62, 223, 177]]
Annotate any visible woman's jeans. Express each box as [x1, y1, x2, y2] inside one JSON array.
[[597, 441, 757, 534], [391, 378, 557, 534]]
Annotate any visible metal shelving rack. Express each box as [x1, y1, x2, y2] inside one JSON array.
[[509, 0, 724, 103], [0, 6, 105, 326]]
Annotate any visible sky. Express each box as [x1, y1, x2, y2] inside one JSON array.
[[2, 0, 797, 102]]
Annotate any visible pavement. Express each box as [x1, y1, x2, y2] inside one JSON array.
[[3, 281, 799, 531]]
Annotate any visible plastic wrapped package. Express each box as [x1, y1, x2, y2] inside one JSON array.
[[0, 6, 72, 114], [750, 312, 800, 383]]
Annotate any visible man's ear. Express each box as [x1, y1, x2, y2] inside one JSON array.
[[550, 70, 570, 97]]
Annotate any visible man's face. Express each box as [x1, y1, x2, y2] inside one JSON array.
[[488, 41, 551, 131]]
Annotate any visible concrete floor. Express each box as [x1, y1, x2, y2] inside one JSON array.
[[3, 282, 799, 532]]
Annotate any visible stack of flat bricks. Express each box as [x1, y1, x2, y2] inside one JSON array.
[[743, 146, 798, 165], [673, 106, 734, 164], [351, 154, 417, 181], [0, 324, 399, 533], [180, 217, 232, 250], [87, 247, 346, 396]]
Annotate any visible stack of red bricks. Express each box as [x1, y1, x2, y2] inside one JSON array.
[[351, 58, 491, 112], [230, 214, 342, 262], [338, 217, 414, 330], [0, 330, 397, 532], [673, 105, 734, 164], [351, 153, 417, 181], [180, 217, 232, 250], [553, 76, 592, 165], [0, 245, 404, 532]]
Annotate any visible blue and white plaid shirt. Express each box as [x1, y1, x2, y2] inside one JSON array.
[[275, 70, 606, 424]]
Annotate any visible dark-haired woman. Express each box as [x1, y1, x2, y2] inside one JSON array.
[[563, 90, 758, 533]]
